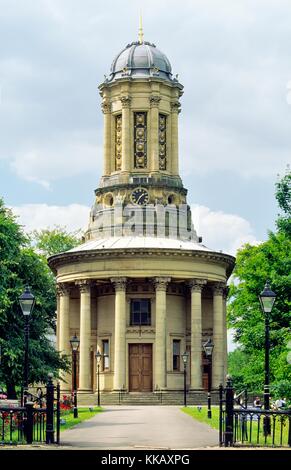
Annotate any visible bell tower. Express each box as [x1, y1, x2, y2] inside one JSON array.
[[85, 29, 198, 242]]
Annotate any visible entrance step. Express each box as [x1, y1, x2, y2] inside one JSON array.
[[77, 391, 220, 406]]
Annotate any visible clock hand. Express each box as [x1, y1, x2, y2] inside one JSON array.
[[137, 194, 144, 204]]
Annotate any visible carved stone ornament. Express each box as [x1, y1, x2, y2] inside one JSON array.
[[57, 283, 71, 297], [223, 286, 230, 299], [111, 277, 127, 291], [101, 101, 111, 114], [149, 95, 161, 107], [212, 282, 227, 296], [75, 280, 92, 293], [188, 279, 207, 293], [120, 96, 132, 108], [153, 277, 171, 291], [170, 101, 181, 113]]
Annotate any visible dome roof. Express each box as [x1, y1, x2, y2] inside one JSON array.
[[107, 41, 178, 83]]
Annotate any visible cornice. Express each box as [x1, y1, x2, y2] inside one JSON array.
[[48, 247, 235, 277]]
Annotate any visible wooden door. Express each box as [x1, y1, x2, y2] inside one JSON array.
[[129, 344, 152, 392]]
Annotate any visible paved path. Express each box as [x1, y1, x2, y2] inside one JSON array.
[[61, 406, 218, 449]]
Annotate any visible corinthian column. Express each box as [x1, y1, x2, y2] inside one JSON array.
[[212, 282, 226, 389], [101, 100, 112, 176], [76, 280, 92, 392], [223, 287, 229, 386], [149, 95, 161, 172], [57, 283, 71, 390], [154, 277, 170, 389], [170, 101, 180, 175], [111, 277, 127, 390], [121, 96, 131, 172], [189, 279, 207, 389]]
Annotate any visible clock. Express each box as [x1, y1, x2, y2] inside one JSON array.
[[131, 188, 149, 205]]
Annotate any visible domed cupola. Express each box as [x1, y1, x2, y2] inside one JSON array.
[[108, 41, 174, 83]]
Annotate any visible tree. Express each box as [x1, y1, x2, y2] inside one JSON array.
[[228, 168, 291, 397], [0, 200, 71, 398], [31, 226, 81, 258]]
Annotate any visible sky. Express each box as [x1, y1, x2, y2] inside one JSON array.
[[1, 0, 290, 254], [2, 0, 290, 351]]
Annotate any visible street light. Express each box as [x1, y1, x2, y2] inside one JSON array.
[[19, 286, 35, 404], [95, 350, 102, 407], [259, 280, 276, 435], [181, 351, 189, 407], [70, 333, 80, 418], [203, 338, 214, 419]]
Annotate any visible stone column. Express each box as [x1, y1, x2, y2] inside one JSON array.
[[149, 95, 161, 172], [111, 277, 127, 390], [101, 100, 112, 176], [170, 101, 180, 176], [189, 279, 207, 389], [154, 277, 170, 389], [212, 282, 226, 389], [121, 96, 131, 172], [57, 283, 71, 390], [76, 280, 92, 392]]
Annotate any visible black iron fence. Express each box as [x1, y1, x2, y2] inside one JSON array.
[[219, 377, 291, 448], [0, 375, 60, 446]]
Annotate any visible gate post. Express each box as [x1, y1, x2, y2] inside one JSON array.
[[46, 373, 55, 444], [225, 375, 234, 446], [219, 383, 224, 446], [25, 401, 34, 444], [56, 382, 61, 445]]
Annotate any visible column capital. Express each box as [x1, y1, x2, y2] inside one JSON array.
[[111, 277, 127, 291], [153, 277, 171, 291], [75, 280, 92, 294], [212, 282, 226, 296], [101, 100, 112, 114], [149, 95, 161, 107], [120, 95, 131, 108], [170, 100, 181, 113], [57, 283, 71, 297], [189, 279, 207, 293]]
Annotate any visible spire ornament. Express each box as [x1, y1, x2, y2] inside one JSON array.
[[138, 13, 144, 44]]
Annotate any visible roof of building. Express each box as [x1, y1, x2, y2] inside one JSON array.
[[67, 236, 213, 253], [106, 41, 179, 84]]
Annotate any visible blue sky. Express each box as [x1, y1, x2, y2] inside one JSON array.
[[1, 0, 290, 255]]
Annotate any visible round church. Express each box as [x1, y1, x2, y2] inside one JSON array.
[[49, 30, 235, 401]]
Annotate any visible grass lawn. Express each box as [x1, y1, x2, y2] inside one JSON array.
[[182, 405, 219, 430], [182, 405, 290, 447], [60, 407, 102, 431]]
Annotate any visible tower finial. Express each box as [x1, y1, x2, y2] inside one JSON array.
[[138, 12, 144, 44]]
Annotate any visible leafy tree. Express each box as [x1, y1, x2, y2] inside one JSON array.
[[0, 201, 71, 398], [31, 226, 81, 258], [228, 168, 291, 398]]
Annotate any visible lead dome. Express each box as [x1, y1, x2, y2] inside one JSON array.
[[107, 41, 176, 83]]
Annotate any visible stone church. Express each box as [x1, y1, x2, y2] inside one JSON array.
[[49, 28, 235, 399]]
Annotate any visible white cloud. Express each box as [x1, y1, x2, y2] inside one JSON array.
[[12, 203, 90, 233], [192, 204, 260, 255], [10, 136, 102, 188]]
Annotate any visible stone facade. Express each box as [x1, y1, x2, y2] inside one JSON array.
[[49, 35, 235, 394]]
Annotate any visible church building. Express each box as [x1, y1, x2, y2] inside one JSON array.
[[49, 27, 235, 399]]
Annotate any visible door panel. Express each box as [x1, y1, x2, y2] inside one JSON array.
[[129, 344, 152, 392]]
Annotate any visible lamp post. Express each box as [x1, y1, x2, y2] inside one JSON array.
[[70, 333, 80, 418], [259, 280, 276, 435], [19, 286, 35, 405], [181, 351, 189, 407], [203, 338, 214, 419], [95, 350, 102, 407]]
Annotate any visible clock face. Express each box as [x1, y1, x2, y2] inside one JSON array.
[[131, 188, 149, 205]]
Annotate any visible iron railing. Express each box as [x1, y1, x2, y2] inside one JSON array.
[[219, 378, 291, 448]]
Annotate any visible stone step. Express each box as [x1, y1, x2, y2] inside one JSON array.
[[77, 391, 219, 406]]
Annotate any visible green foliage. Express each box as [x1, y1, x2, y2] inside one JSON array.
[[0, 200, 71, 397], [228, 169, 291, 398], [31, 226, 81, 257]]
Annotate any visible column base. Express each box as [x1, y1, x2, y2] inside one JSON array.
[[77, 389, 93, 394]]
